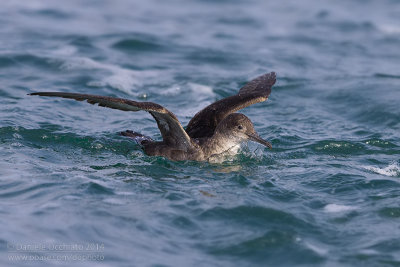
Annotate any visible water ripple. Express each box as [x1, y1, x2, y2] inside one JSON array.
[[1, 0, 400, 266]]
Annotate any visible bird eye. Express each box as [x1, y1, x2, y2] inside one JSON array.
[[238, 125, 243, 130]]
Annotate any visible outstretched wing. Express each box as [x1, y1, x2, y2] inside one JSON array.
[[185, 72, 276, 138], [29, 92, 193, 149]]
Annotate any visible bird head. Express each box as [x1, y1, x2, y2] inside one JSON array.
[[215, 113, 272, 149]]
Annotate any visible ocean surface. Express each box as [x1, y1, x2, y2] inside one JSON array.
[[1, 0, 400, 266]]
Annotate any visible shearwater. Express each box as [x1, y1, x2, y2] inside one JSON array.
[[29, 72, 276, 161]]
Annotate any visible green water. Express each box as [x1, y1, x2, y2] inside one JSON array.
[[1, 0, 400, 266]]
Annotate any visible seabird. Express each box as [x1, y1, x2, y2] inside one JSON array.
[[29, 72, 276, 161]]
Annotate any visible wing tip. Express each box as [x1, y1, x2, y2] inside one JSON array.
[[267, 71, 277, 85], [28, 92, 57, 96]]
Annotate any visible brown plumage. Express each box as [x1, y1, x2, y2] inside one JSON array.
[[29, 72, 276, 161]]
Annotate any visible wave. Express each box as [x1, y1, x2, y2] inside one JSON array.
[[324, 204, 356, 213], [364, 162, 400, 177]]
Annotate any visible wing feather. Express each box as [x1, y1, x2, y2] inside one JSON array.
[[185, 72, 276, 138], [29, 92, 192, 149]]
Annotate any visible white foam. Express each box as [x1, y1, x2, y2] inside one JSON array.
[[364, 162, 400, 177], [116, 191, 135, 196], [324, 204, 356, 213], [102, 198, 127, 205], [378, 24, 400, 35], [186, 83, 215, 115], [161, 82, 215, 118], [187, 82, 214, 95], [61, 57, 110, 70], [59, 57, 145, 93], [160, 85, 182, 96], [12, 133, 22, 139], [48, 46, 159, 94], [11, 142, 23, 147], [39, 202, 60, 210], [304, 241, 329, 256], [52, 45, 77, 56], [161, 82, 214, 97]]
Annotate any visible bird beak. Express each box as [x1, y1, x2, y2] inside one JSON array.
[[247, 133, 272, 149]]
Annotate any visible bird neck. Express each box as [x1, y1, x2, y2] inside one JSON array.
[[203, 131, 241, 157]]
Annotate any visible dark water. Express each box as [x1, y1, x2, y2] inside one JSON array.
[[1, 0, 400, 266]]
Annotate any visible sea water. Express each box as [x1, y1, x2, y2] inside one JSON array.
[[1, 0, 399, 266]]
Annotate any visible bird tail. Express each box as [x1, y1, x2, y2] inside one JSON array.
[[120, 130, 153, 145]]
